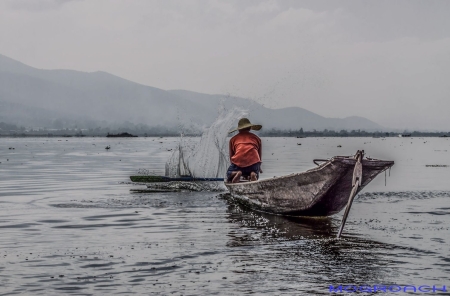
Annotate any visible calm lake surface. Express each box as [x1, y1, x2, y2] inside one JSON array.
[[0, 137, 449, 295]]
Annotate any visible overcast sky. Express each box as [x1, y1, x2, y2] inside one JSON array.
[[1, 0, 449, 130]]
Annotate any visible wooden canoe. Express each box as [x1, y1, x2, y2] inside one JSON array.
[[224, 155, 394, 217]]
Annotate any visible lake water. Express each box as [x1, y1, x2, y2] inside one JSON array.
[[0, 137, 449, 295]]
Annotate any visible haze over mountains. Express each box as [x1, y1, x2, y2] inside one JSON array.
[[0, 54, 383, 132]]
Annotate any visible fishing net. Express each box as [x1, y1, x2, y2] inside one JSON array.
[[165, 106, 247, 178]]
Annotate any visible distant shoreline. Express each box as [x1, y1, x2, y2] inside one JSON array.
[[2, 122, 449, 138], [1, 133, 448, 138], [1, 123, 448, 138]]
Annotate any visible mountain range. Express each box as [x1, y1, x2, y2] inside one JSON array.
[[0, 54, 384, 132]]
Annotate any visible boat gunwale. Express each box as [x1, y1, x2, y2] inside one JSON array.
[[224, 156, 394, 188]]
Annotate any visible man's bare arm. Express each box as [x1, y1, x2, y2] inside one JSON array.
[[258, 139, 263, 173], [229, 140, 234, 162]]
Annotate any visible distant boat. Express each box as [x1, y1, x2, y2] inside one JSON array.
[[107, 132, 138, 138]]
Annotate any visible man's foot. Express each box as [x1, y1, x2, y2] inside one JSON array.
[[232, 171, 242, 183], [250, 172, 257, 181]]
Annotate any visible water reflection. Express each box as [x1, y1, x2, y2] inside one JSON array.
[[226, 200, 336, 242], [223, 197, 397, 293]]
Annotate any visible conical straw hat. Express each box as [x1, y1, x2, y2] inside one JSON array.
[[229, 118, 262, 133]]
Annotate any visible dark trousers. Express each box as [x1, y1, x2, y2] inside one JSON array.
[[226, 162, 261, 182]]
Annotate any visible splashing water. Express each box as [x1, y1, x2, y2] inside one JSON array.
[[165, 107, 248, 178]]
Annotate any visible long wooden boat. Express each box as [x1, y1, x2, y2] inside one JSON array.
[[225, 153, 394, 217]]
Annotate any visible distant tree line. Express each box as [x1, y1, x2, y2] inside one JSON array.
[[0, 122, 193, 137], [258, 128, 450, 138], [1, 122, 449, 138]]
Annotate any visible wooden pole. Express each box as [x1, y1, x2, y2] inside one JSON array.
[[130, 175, 224, 183], [337, 151, 363, 239], [337, 182, 359, 238]]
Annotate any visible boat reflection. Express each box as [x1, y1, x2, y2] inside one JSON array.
[[223, 196, 397, 287], [223, 195, 338, 244]]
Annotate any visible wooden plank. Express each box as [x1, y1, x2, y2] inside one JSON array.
[[130, 176, 224, 183], [130, 188, 181, 193]]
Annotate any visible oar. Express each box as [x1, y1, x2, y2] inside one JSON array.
[[337, 150, 363, 238], [130, 175, 224, 183]]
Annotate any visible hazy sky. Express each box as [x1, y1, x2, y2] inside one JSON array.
[[1, 0, 449, 130]]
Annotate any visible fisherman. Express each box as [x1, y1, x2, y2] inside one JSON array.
[[227, 118, 263, 183]]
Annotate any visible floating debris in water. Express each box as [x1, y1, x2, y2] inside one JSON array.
[[147, 181, 226, 192], [358, 190, 450, 200], [136, 168, 160, 176]]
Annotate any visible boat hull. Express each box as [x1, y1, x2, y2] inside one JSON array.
[[224, 156, 394, 216]]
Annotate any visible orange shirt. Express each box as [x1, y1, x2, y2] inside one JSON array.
[[229, 131, 262, 167]]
